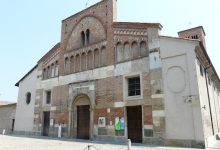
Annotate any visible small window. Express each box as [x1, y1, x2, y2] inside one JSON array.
[[128, 77, 141, 96], [46, 91, 51, 104], [81, 31, 85, 46], [86, 29, 90, 44], [26, 92, 31, 105], [200, 64, 203, 76]]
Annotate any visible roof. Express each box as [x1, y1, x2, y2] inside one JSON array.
[[113, 22, 163, 29], [15, 65, 38, 87], [0, 102, 16, 108], [178, 26, 206, 36], [38, 42, 60, 63]]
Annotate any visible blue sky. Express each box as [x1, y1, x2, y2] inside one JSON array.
[[0, 0, 219, 102]]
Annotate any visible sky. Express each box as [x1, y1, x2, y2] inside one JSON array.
[[0, 0, 220, 102]]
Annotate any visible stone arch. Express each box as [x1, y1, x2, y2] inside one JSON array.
[[69, 93, 93, 139]]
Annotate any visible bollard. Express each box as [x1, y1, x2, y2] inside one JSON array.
[[2, 129, 5, 135], [88, 144, 92, 150], [127, 139, 131, 150]]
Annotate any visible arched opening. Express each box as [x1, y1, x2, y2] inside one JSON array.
[[81, 52, 86, 71], [140, 41, 148, 57], [116, 42, 123, 62], [75, 54, 80, 72], [51, 63, 55, 78], [65, 57, 69, 74], [47, 66, 50, 78], [55, 61, 59, 77], [70, 56, 74, 73], [86, 29, 90, 44], [124, 42, 131, 60], [132, 41, 139, 59], [81, 31, 85, 46], [94, 48, 99, 68], [26, 92, 31, 105], [43, 68, 47, 79], [87, 50, 93, 70], [71, 94, 91, 140], [100, 46, 106, 66]]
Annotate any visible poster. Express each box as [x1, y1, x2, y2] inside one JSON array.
[[98, 117, 106, 127], [115, 117, 120, 130], [115, 117, 125, 130]]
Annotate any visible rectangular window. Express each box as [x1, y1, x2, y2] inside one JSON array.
[[46, 91, 51, 104], [128, 77, 141, 96]]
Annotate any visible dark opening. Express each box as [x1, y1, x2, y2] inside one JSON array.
[[81, 31, 85, 46], [26, 92, 31, 104], [46, 91, 51, 104], [86, 29, 90, 44]]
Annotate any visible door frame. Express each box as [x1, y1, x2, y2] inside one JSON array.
[[68, 94, 94, 140], [42, 111, 50, 136], [126, 105, 143, 143]]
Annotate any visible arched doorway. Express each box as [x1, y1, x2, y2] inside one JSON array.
[[71, 94, 91, 140]]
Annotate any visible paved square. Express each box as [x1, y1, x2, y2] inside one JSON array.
[[0, 135, 205, 150]]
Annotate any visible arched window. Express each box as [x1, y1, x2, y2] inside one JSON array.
[[94, 48, 99, 68], [100, 46, 107, 66], [55, 61, 59, 77], [65, 57, 69, 74], [132, 41, 139, 59], [86, 29, 90, 44], [47, 66, 50, 78], [51, 63, 55, 78], [124, 42, 131, 60], [81, 31, 85, 46], [116, 42, 123, 62], [87, 50, 93, 70], [26, 92, 31, 105], [81, 52, 86, 71], [43, 68, 47, 79], [140, 41, 148, 57], [70, 56, 74, 73], [75, 54, 80, 72]]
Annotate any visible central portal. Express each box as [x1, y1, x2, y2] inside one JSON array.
[[77, 105, 90, 139]]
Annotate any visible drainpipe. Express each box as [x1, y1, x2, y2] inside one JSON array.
[[204, 68, 214, 135]]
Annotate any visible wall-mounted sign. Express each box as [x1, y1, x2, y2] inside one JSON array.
[[50, 119, 54, 126], [98, 117, 106, 127]]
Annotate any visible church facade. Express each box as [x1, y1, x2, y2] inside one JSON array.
[[14, 0, 220, 148]]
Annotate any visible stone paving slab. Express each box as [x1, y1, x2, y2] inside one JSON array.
[[0, 135, 210, 150]]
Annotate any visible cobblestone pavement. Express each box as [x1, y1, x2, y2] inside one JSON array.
[[0, 135, 207, 150]]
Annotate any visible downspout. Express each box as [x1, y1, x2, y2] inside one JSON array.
[[204, 67, 214, 135]]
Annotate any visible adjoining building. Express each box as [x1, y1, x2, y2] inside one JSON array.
[[0, 102, 16, 134], [14, 0, 220, 148]]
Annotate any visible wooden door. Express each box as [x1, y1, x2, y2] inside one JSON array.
[[127, 106, 142, 143], [77, 105, 90, 139], [43, 112, 50, 136]]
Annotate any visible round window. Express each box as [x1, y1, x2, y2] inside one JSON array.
[[26, 92, 31, 105]]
